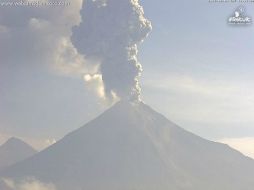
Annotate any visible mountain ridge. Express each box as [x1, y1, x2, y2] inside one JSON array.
[[1, 101, 254, 190], [0, 137, 37, 172]]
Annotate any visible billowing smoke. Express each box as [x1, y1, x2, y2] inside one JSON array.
[[71, 0, 152, 101]]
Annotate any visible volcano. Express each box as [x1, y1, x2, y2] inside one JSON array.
[[1, 101, 254, 190], [0, 137, 37, 172]]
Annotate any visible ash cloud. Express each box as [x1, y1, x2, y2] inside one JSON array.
[[71, 0, 152, 101]]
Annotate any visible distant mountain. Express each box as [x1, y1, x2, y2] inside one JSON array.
[[1, 101, 254, 190], [0, 137, 37, 171]]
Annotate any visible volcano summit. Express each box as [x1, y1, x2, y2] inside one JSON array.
[[1, 101, 254, 190]]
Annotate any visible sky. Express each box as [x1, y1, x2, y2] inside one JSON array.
[[0, 0, 254, 158]]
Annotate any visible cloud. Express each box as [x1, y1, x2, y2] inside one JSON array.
[[0, 0, 149, 103], [0, 0, 129, 101], [0, 0, 95, 87], [83, 74, 106, 99], [1, 178, 56, 190], [0, 133, 57, 151], [71, 0, 152, 101], [24, 137, 58, 151], [0, 0, 85, 86], [45, 139, 57, 147], [144, 73, 239, 98], [143, 73, 254, 123], [219, 137, 254, 159], [0, 0, 82, 58]]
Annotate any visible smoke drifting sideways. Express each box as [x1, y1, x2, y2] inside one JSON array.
[[71, 0, 152, 101]]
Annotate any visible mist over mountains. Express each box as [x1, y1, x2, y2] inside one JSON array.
[[1, 101, 254, 190], [0, 138, 37, 172]]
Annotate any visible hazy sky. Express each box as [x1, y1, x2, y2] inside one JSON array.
[[0, 0, 254, 157]]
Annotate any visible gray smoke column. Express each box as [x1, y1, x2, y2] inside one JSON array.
[[71, 0, 152, 101]]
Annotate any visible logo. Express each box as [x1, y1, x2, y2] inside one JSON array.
[[228, 6, 252, 25]]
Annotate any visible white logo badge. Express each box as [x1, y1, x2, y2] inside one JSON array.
[[228, 6, 252, 25]]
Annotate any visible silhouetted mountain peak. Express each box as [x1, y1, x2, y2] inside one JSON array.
[[1, 102, 254, 190], [0, 137, 37, 171]]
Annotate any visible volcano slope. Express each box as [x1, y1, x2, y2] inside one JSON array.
[[1, 101, 254, 190]]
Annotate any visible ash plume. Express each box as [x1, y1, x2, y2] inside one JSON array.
[[71, 0, 152, 101]]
